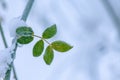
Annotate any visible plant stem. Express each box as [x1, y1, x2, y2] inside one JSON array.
[[33, 35, 51, 45], [0, 22, 17, 80], [2, 0, 35, 80], [21, 0, 34, 21], [33, 35, 42, 38], [0, 23, 7, 48], [13, 64, 17, 79], [10, 0, 34, 79], [0, 22, 18, 80]]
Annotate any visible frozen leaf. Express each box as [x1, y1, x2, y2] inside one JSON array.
[[16, 26, 34, 37], [16, 27, 34, 44], [51, 41, 73, 52], [17, 36, 34, 44], [33, 40, 44, 57], [44, 46, 54, 65], [42, 24, 57, 39]]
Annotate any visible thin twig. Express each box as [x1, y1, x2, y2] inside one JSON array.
[[2, 0, 35, 80], [21, 0, 34, 21], [12, 64, 17, 80], [33, 35, 51, 45], [0, 22, 18, 80], [33, 35, 42, 38], [0, 18, 18, 80], [0, 23, 7, 48]]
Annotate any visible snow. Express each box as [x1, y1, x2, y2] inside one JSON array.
[[8, 17, 27, 37], [0, 47, 13, 78]]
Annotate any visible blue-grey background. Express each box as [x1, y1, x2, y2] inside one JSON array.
[[0, 0, 120, 80]]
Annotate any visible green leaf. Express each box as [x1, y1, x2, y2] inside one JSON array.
[[44, 46, 54, 65], [17, 36, 34, 44], [51, 41, 73, 52], [16, 26, 34, 44], [16, 26, 34, 37], [42, 24, 57, 39], [33, 40, 44, 57]]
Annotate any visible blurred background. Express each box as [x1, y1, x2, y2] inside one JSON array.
[[0, 0, 120, 80]]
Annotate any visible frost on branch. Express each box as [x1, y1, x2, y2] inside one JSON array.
[[8, 17, 27, 37], [0, 48, 13, 78]]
